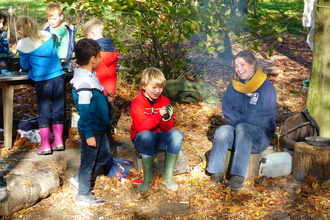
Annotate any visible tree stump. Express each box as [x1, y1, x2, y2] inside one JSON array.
[[224, 151, 260, 179], [0, 168, 60, 217], [293, 142, 330, 182], [131, 148, 189, 176]]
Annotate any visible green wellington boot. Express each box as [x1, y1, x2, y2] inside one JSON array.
[[164, 152, 179, 190], [137, 156, 154, 192]]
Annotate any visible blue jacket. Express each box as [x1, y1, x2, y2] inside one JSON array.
[[0, 31, 12, 63], [43, 22, 77, 61], [96, 38, 116, 52], [70, 68, 110, 139], [222, 79, 277, 139], [16, 31, 64, 81]]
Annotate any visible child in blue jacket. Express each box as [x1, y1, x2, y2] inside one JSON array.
[[16, 17, 65, 155], [0, 10, 12, 69]]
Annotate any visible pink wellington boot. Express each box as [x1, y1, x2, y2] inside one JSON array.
[[37, 127, 52, 155], [51, 124, 64, 151]]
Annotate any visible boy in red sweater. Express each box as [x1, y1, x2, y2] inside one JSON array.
[[130, 67, 183, 192], [83, 18, 118, 145]]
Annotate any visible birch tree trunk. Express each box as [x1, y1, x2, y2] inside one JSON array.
[[306, 0, 330, 137]]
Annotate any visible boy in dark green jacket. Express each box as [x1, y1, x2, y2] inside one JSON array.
[[70, 38, 111, 206]]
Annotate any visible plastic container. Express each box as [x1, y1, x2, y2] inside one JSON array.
[[259, 150, 292, 178]]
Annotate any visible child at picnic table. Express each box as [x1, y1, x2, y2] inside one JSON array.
[[41, 2, 76, 61], [130, 67, 184, 192], [16, 17, 66, 155], [70, 38, 111, 206], [0, 10, 12, 69], [83, 18, 118, 143]]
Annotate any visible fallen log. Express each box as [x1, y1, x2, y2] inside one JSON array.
[[0, 167, 60, 217]]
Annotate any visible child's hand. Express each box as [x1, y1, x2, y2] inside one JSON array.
[[159, 106, 167, 116], [162, 104, 173, 121], [0, 62, 6, 68], [107, 92, 115, 102], [86, 137, 96, 147]]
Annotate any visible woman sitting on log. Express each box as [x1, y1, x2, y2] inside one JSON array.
[[206, 50, 277, 191]]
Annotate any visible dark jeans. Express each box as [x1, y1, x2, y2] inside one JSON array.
[[133, 129, 183, 157], [34, 75, 65, 127], [78, 128, 111, 196], [207, 123, 270, 177]]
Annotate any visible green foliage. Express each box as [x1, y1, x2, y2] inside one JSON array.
[[48, 0, 232, 79], [41, 0, 304, 79], [0, 0, 46, 20]]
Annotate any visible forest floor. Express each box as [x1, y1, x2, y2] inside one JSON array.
[[1, 36, 328, 220]]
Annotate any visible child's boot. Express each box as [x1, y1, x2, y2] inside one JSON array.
[[37, 127, 52, 155], [51, 123, 64, 151], [137, 156, 154, 192], [164, 152, 179, 190]]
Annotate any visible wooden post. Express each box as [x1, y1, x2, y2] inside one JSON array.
[[24, 4, 27, 16], [7, 7, 13, 42], [293, 142, 330, 182]]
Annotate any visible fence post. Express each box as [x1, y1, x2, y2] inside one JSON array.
[[7, 7, 13, 42]]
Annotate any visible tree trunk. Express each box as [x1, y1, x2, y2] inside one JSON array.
[[306, 0, 330, 137], [0, 168, 60, 217], [293, 142, 330, 182], [207, 31, 233, 61]]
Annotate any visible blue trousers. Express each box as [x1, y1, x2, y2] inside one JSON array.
[[34, 75, 65, 127], [78, 128, 111, 196], [133, 129, 183, 157], [207, 123, 270, 177]]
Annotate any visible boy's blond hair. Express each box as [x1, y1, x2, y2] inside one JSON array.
[[16, 17, 46, 43], [46, 3, 63, 17], [83, 18, 104, 36], [140, 67, 166, 89]]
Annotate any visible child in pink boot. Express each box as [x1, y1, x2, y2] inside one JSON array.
[[16, 17, 65, 155]]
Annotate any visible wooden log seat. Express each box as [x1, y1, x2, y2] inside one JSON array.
[[224, 151, 261, 179], [131, 147, 189, 176], [293, 142, 330, 182]]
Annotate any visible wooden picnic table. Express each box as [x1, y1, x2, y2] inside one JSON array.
[[0, 74, 34, 148]]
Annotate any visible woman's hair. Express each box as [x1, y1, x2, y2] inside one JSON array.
[[74, 38, 101, 65], [233, 50, 257, 71], [232, 50, 257, 80], [0, 10, 7, 26], [140, 67, 166, 89], [16, 17, 45, 43]]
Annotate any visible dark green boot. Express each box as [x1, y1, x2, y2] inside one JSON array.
[[164, 152, 179, 190], [137, 156, 154, 192]]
